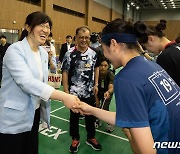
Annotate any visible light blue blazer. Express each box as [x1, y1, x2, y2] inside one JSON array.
[[0, 38, 55, 134]]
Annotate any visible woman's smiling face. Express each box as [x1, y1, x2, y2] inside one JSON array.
[[28, 22, 51, 46]]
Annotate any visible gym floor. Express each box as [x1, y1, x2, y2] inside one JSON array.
[[39, 91, 133, 154]]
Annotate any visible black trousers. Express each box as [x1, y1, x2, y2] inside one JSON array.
[[98, 92, 112, 111], [69, 95, 96, 140], [0, 60, 2, 84], [0, 108, 40, 154]]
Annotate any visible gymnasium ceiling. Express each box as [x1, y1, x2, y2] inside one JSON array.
[[129, 0, 180, 10]]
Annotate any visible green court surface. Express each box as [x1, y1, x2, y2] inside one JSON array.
[[39, 88, 133, 154]]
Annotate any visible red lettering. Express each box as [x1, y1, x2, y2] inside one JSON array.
[[54, 77, 60, 82], [48, 76, 51, 81], [48, 76, 61, 82]]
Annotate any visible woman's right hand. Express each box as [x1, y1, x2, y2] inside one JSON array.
[[50, 90, 80, 113], [62, 93, 80, 112], [72, 101, 94, 116]]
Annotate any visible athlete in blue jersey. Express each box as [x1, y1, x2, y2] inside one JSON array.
[[73, 18, 180, 154]]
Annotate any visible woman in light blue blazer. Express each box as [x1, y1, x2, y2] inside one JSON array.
[[0, 11, 79, 154]]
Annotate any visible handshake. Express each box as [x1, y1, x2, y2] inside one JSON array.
[[61, 92, 94, 116], [55, 90, 115, 126]]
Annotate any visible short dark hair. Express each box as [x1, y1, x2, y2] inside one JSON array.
[[100, 56, 110, 65], [0, 35, 7, 39], [25, 11, 52, 31], [19, 11, 52, 41], [66, 35, 72, 39]]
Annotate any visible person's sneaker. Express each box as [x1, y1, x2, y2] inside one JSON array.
[[86, 138, 102, 151], [106, 124, 114, 133], [69, 139, 80, 153]]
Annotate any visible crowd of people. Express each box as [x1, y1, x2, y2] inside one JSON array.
[[0, 11, 180, 154]]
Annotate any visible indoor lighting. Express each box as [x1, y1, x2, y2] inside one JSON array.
[[127, 4, 130, 10], [136, 6, 140, 9], [131, 2, 134, 6]]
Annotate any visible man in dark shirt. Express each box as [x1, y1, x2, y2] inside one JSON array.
[[0, 35, 11, 60], [0, 35, 11, 84], [59, 35, 75, 63]]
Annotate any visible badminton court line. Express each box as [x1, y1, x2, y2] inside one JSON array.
[[50, 114, 129, 142], [50, 106, 65, 114]]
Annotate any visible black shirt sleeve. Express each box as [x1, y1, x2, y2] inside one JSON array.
[[157, 45, 180, 86]]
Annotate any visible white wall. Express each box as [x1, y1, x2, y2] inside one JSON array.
[[113, 0, 123, 13], [94, 0, 112, 8], [93, 0, 142, 20], [140, 9, 180, 21]]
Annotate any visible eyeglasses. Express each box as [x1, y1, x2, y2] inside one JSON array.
[[78, 36, 90, 40], [40, 24, 50, 30]]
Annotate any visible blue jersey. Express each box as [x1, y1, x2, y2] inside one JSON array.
[[114, 56, 180, 154]]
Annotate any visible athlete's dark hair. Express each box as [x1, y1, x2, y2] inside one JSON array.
[[100, 56, 110, 65], [19, 11, 52, 41], [101, 18, 138, 49], [134, 19, 167, 44]]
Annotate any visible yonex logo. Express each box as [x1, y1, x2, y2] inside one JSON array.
[[153, 142, 180, 149], [39, 124, 67, 140]]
